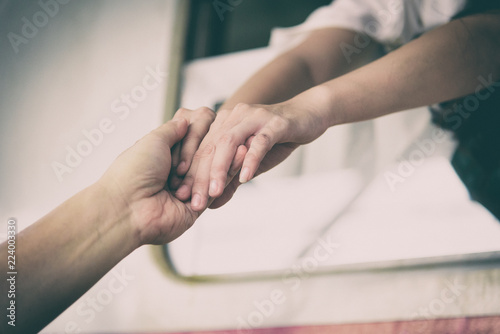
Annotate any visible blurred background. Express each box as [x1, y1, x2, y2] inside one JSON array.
[[1, 1, 500, 333]]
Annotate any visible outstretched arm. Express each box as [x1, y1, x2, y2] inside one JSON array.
[[316, 11, 500, 126], [0, 110, 244, 333], [174, 27, 381, 208], [176, 11, 500, 212], [0, 119, 191, 333], [219, 27, 382, 110]]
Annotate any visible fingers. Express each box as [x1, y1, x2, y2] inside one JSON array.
[[239, 132, 271, 183], [168, 142, 183, 190], [231, 145, 248, 178], [190, 142, 215, 211], [208, 133, 239, 197], [189, 134, 247, 211], [175, 162, 197, 201], [180, 144, 245, 216], [171, 142, 181, 172], [173, 107, 215, 175], [209, 175, 240, 209], [151, 118, 188, 149], [205, 111, 264, 197], [178, 103, 292, 212], [189, 123, 256, 210], [239, 115, 289, 183], [169, 107, 216, 193], [208, 144, 246, 209]]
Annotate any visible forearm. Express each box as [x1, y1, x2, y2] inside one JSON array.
[[297, 13, 500, 127], [221, 28, 381, 111], [176, 13, 500, 210], [221, 52, 316, 110], [0, 183, 139, 333]]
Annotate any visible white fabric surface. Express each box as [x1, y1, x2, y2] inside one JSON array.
[[270, 0, 466, 51], [175, 47, 500, 277]]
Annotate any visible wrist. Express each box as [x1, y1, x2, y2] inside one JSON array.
[[88, 180, 142, 250], [283, 84, 336, 143], [294, 84, 337, 126]]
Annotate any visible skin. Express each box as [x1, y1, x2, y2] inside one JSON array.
[[175, 11, 500, 212], [0, 109, 246, 334]]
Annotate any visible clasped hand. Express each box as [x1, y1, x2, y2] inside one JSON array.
[[102, 100, 326, 246]]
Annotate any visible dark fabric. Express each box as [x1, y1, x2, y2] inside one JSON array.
[[429, 0, 500, 220], [453, 0, 500, 19], [430, 79, 500, 221]]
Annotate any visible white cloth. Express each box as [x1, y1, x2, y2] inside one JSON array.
[[270, 0, 466, 50]]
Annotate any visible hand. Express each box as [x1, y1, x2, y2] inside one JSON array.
[[175, 100, 328, 211], [98, 118, 197, 245], [168, 107, 217, 191], [0, 111, 245, 334], [98, 107, 245, 245]]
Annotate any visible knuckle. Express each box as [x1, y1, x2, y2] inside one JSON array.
[[254, 107, 268, 117], [211, 164, 225, 175], [174, 107, 190, 117], [245, 150, 260, 164], [256, 106, 268, 113], [216, 108, 230, 118], [211, 168, 227, 181], [216, 133, 236, 146], [192, 178, 209, 193], [255, 132, 272, 148], [196, 106, 216, 120], [195, 143, 215, 158], [269, 115, 289, 133], [234, 103, 250, 113]]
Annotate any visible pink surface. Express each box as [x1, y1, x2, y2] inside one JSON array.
[[141, 315, 500, 334]]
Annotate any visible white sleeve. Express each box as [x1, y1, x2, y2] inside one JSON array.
[[269, 0, 466, 51]]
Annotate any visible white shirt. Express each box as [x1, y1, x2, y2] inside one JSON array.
[[269, 0, 467, 50]]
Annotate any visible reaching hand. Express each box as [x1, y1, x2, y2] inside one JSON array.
[[98, 107, 246, 245], [99, 118, 197, 245], [174, 101, 328, 211]]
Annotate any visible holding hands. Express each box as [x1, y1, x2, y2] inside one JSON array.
[[2, 96, 326, 333], [174, 98, 329, 211], [102, 106, 248, 244]]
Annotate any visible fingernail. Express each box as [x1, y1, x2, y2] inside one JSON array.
[[191, 194, 201, 210], [177, 161, 187, 174], [240, 167, 250, 183], [209, 179, 219, 196]]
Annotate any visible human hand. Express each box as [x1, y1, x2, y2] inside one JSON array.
[[175, 101, 328, 211], [98, 109, 245, 245], [168, 107, 217, 191], [98, 118, 195, 245]]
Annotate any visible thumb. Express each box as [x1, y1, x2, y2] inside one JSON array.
[[151, 118, 189, 149]]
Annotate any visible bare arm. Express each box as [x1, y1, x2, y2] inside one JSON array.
[[1, 183, 140, 333], [176, 11, 500, 212], [0, 120, 191, 333], [313, 11, 500, 126], [220, 27, 381, 109], [0, 109, 239, 333], [174, 28, 381, 207]]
